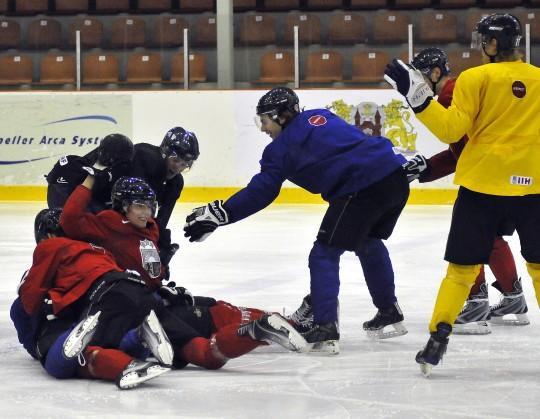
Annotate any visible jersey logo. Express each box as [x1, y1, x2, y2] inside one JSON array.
[[510, 175, 533, 186], [121, 220, 130, 224], [308, 115, 327, 126], [56, 177, 68, 184], [139, 239, 161, 278], [512, 81, 526, 98], [59, 155, 68, 166]]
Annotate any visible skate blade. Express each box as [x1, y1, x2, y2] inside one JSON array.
[[307, 340, 340, 355], [366, 322, 408, 340], [117, 365, 170, 390], [142, 310, 174, 366], [489, 313, 530, 326], [419, 362, 432, 378], [63, 311, 101, 359], [453, 321, 491, 335], [267, 314, 308, 352]]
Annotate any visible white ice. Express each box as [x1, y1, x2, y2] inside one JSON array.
[[1, 202, 539, 419]]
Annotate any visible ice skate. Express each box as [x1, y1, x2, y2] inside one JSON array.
[[238, 313, 308, 352], [138, 310, 174, 366], [63, 311, 101, 360], [453, 283, 491, 335], [489, 279, 530, 326], [363, 302, 407, 340], [286, 294, 314, 333], [302, 321, 340, 355], [415, 322, 452, 378], [115, 360, 170, 390]]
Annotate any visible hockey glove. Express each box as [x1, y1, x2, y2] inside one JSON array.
[[384, 59, 433, 113], [157, 282, 194, 307], [402, 155, 429, 183], [81, 162, 113, 183], [183, 200, 229, 242]]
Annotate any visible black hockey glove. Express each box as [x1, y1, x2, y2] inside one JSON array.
[[184, 200, 229, 242], [157, 282, 194, 307], [402, 155, 429, 183], [81, 162, 113, 184], [384, 59, 433, 113]]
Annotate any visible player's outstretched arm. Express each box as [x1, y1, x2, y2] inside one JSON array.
[[183, 200, 229, 242]]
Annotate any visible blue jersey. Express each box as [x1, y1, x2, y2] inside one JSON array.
[[224, 109, 405, 223]]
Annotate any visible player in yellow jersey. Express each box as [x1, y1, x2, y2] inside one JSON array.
[[385, 13, 540, 376]]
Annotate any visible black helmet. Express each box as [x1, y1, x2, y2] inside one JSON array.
[[473, 13, 522, 52], [97, 134, 134, 167], [160, 127, 200, 165], [256, 87, 299, 121], [111, 177, 157, 215], [412, 47, 450, 77], [34, 208, 63, 243]]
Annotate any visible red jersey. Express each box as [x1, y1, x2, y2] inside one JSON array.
[[60, 185, 163, 289], [19, 237, 121, 315], [419, 78, 467, 183]]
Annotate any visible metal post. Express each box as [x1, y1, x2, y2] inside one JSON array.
[[408, 24, 413, 63], [294, 25, 299, 88], [183, 28, 189, 90], [76, 30, 81, 90], [526, 23, 530, 64]]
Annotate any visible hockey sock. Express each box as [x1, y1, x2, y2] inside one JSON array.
[[356, 238, 397, 309], [209, 301, 266, 330], [526, 263, 540, 306], [78, 346, 133, 381], [468, 266, 486, 296], [179, 325, 264, 370], [489, 237, 518, 293], [44, 330, 79, 379], [429, 263, 481, 332], [119, 328, 150, 360]]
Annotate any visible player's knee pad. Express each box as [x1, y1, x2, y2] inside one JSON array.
[[445, 263, 481, 287], [308, 240, 343, 269]]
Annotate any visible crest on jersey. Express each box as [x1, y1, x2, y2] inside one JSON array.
[[139, 239, 161, 278], [308, 115, 327, 126]]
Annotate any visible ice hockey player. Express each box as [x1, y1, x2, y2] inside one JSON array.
[[59, 174, 307, 370], [385, 13, 540, 376], [10, 208, 173, 389], [183, 87, 410, 354], [402, 47, 529, 335]]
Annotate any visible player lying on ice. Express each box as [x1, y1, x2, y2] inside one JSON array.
[[11, 208, 173, 389], [58, 173, 307, 371]]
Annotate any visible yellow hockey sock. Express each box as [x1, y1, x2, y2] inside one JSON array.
[[526, 262, 540, 307], [428, 263, 481, 332]]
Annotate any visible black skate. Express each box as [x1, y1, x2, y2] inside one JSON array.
[[115, 360, 170, 390], [286, 294, 314, 334], [415, 322, 452, 378], [363, 302, 407, 339], [237, 313, 308, 352], [138, 310, 174, 366], [63, 311, 101, 360], [302, 321, 340, 355], [489, 278, 530, 326], [453, 282, 491, 335]]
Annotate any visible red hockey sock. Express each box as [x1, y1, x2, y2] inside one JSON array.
[[489, 237, 518, 293], [469, 266, 486, 295], [179, 325, 264, 370], [209, 301, 267, 331], [77, 346, 133, 381]]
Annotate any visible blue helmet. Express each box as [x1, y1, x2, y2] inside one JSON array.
[[161, 127, 200, 165], [111, 177, 157, 215]]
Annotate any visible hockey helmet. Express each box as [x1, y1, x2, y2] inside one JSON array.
[[471, 13, 522, 52], [111, 176, 157, 215], [34, 208, 63, 243], [97, 134, 134, 167], [160, 127, 199, 166], [256, 87, 300, 122], [412, 47, 450, 77]]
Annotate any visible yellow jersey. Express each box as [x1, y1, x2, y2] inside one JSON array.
[[417, 60, 540, 196]]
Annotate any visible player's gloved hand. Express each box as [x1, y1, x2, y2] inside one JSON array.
[[402, 155, 429, 182], [157, 282, 194, 307], [183, 200, 229, 242], [81, 162, 113, 183], [384, 59, 433, 113], [159, 243, 179, 267]]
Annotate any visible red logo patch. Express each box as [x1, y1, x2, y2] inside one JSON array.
[[308, 115, 327, 126], [512, 81, 526, 98]]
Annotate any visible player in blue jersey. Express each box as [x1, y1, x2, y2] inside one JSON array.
[[183, 87, 410, 354]]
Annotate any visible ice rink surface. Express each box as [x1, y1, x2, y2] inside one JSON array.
[[1, 202, 539, 419]]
